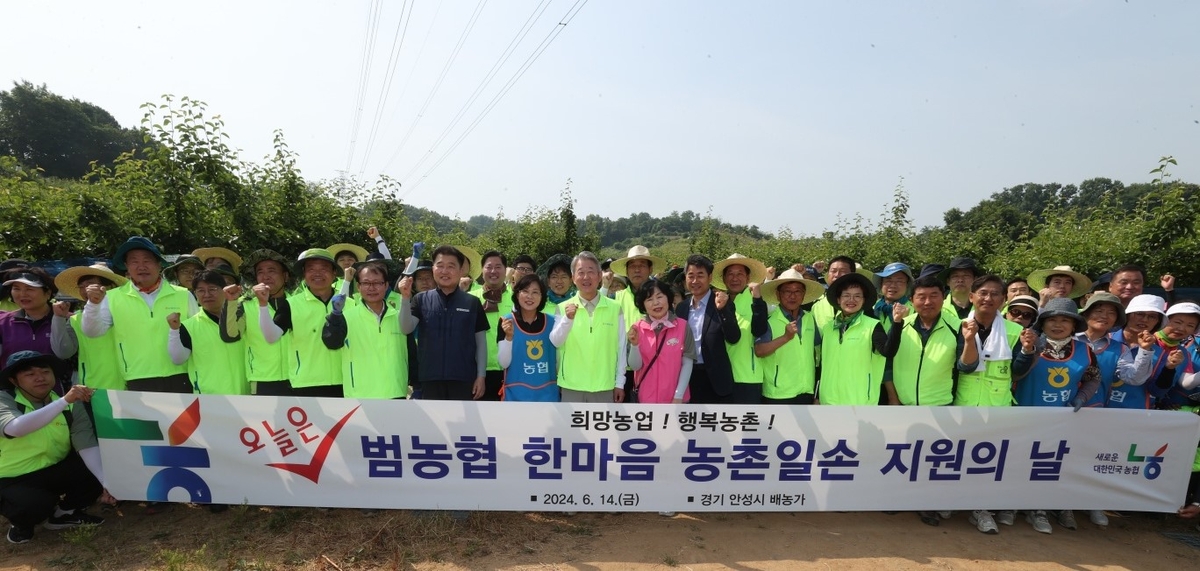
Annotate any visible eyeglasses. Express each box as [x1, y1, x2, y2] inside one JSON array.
[[358, 281, 387, 289], [973, 290, 1002, 299], [514, 266, 535, 273], [839, 294, 864, 302]]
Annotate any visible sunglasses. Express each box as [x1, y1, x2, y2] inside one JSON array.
[[1008, 309, 1037, 321]]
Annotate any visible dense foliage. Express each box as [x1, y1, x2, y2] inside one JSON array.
[[1, 87, 1197, 284]]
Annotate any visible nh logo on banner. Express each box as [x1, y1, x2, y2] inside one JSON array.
[[93, 391, 211, 503]]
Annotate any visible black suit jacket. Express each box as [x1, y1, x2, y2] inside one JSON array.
[[675, 289, 741, 396]]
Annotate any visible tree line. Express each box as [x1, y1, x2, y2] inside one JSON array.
[[1, 82, 1197, 283]]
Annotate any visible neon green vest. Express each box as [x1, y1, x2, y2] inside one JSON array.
[[812, 297, 835, 331], [341, 298, 409, 399], [892, 314, 958, 405], [614, 288, 643, 331], [818, 313, 885, 405], [953, 317, 1022, 407], [471, 285, 514, 371], [761, 308, 817, 399], [942, 297, 971, 324], [0, 391, 70, 478], [285, 286, 343, 389], [183, 312, 249, 395], [727, 292, 763, 384], [241, 299, 289, 382], [107, 281, 189, 380], [558, 294, 621, 393], [70, 312, 124, 390]]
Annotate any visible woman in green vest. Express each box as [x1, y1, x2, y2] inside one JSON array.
[[50, 263, 128, 391], [166, 270, 249, 396], [0, 351, 112, 544], [815, 273, 900, 405], [755, 269, 824, 404]]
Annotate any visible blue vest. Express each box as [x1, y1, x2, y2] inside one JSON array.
[[1106, 331, 1154, 410], [504, 314, 559, 402], [1083, 337, 1122, 408], [1015, 339, 1092, 407]]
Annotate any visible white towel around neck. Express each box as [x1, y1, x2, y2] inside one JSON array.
[[967, 310, 1013, 373]]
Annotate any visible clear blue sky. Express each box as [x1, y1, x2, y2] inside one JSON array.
[[3, 1, 1197, 234]]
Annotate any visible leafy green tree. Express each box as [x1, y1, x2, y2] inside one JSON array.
[[0, 81, 142, 179]]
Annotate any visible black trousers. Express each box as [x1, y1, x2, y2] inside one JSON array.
[[421, 381, 474, 401], [0, 452, 102, 528], [731, 382, 763, 404], [254, 380, 295, 396], [126, 374, 192, 393], [291, 385, 344, 398], [688, 366, 733, 404], [482, 370, 503, 402]]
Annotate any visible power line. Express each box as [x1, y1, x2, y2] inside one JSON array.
[[356, 0, 416, 176], [376, 0, 489, 176], [343, 0, 384, 173], [381, 0, 553, 174], [400, 0, 589, 196]]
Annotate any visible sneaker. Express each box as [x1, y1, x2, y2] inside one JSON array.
[[658, 511, 676, 517], [7, 525, 33, 544], [937, 510, 953, 519], [1026, 510, 1052, 534], [1055, 509, 1078, 530], [918, 511, 940, 526], [44, 510, 103, 530], [994, 510, 1015, 526], [1088, 510, 1109, 527], [968, 510, 999, 534]]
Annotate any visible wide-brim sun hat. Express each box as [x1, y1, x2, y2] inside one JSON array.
[[1125, 294, 1167, 330], [240, 249, 293, 282], [1080, 291, 1127, 329], [326, 243, 370, 264], [610, 245, 667, 278], [293, 248, 338, 276], [192, 247, 243, 272], [1035, 297, 1086, 333], [54, 263, 128, 301], [112, 236, 166, 272], [825, 272, 878, 310], [712, 254, 768, 291], [0, 350, 59, 390], [163, 255, 204, 283], [537, 253, 573, 280], [1027, 266, 1092, 299], [938, 257, 983, 282], [762, 269, 825, 306]]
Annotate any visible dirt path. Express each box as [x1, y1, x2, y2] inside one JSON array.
[[1, 507, 1197, 570]]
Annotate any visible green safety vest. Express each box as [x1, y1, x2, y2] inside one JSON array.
[[471, 285, 514, 371], [0, 391, 70, 478], [818, 313, 885, 405], [761, 308, 817, 399], [892, 313, 958, 405], [727, 292, 763, 384], [285, 286, 343, 389], [953, 317, 1022, 407], [240, 299, 289, 382], [812, 297, 835, 332], [341, 298, 409, 399], [614, 288, 643, 331], [558, 294, 621, 393], [107, 281, 190, 380], [182, 312, 248, 395], [70, 312, 124, 390]]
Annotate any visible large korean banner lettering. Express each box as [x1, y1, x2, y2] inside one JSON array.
[[93, 391, 1200, 512]]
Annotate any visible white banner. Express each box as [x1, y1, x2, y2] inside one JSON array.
[[93, 391, 1200, 512]]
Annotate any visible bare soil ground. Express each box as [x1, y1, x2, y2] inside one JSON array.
[[1, 505, 1198, 570]]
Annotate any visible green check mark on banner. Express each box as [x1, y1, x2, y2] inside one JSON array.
[[93, 390, 164, 441]]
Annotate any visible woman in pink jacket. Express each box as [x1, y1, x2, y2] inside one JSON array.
[[627, 279, 695, 404]]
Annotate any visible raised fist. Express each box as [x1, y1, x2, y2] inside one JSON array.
[[85, 283, 106, 304], [749, 282, 762, 298], [1161, 274, 1176, 292], [892, 303, 910, 323], [1020, 328, 1038, 353], [500, 317, 514, 340], [1137, 330, 1157, 352], [166, 312, 181, 330], [627, 326, 639, 346], [1166, 348, 1185, 369], [714, 291, 729, 310], [223, 284, 243, 301], [252, 283, 271, 306], [564, 303, 578, 320], [397, 276, 413, 298], [961, 318, 978, 340], [52, 300, 73, 318], [367, 226, 379, 240]]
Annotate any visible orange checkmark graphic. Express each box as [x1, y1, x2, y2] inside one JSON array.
[[267, 406, 361, 484]]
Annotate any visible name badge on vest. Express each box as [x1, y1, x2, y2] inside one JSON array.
[[455, 308, 470, 313]]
